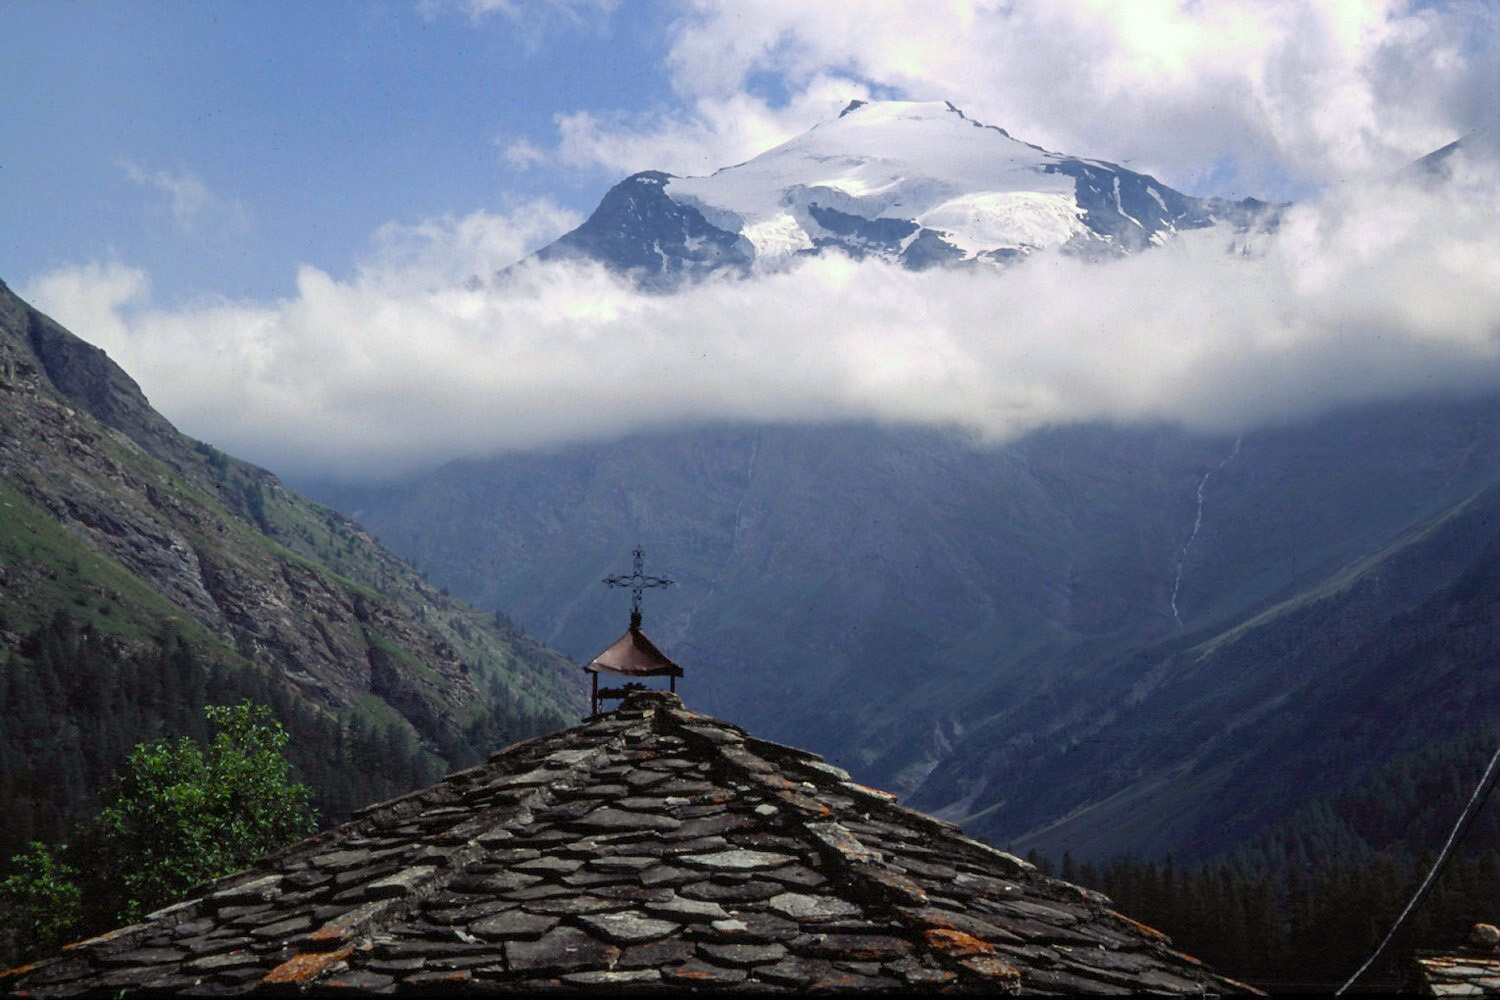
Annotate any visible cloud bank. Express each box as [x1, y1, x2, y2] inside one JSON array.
[[23, 157, 1499, 482], [545, 0, 1498, 198]]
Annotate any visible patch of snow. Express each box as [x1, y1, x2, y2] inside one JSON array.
[[919, 191, 1086, 254], [1112, 176, 1144, 230], [1146, 186, 1168, 213], [670, 192, 745, 237], [741, 213, 814, 260], [667, 100, 1074, 246]]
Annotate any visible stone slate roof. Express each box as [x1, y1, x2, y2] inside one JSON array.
[[1416, 924, 1500, 996], [2, 691, 1253, 995], [1417, 953, 1500, 997]]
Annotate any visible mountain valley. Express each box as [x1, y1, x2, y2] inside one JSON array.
[[307, 394, 1500, 864], [301, 99, 1499, 867]]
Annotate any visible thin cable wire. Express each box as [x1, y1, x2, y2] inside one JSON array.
[[1335, 740, 1500, 996]]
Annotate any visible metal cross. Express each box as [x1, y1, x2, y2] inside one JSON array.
[[603, 546, 673, 630]]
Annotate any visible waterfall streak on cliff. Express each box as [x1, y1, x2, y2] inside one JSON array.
[[1169, 436, 1242, 625], [677, 432, 759, 640]]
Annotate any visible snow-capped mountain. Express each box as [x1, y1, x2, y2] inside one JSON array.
[[528, 100, 1274, 287]]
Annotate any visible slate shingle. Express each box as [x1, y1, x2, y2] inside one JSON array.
[[0, 690, 1259, 995]]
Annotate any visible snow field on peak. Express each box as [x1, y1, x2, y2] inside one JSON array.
[[741, 213, 815, 259], [919, 191, 1087, 255], [665, 100, 1083, 263]]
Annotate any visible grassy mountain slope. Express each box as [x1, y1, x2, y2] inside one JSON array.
[[0, 278, 584, 844]]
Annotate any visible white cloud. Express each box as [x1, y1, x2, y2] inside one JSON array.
[[24, 260, 150, 349], [544, 0, 1498, 197], [361, 200, 583, 292], [118, 159, 249, 241], [417, 0, 615, 27], [498, 135, 549, 170], [553, 76, 875, 178], [22, 161, 1499, 482]]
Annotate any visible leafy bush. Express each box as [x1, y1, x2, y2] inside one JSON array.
[[0, 843, 82, 956], [94, 702, 316, 919], [0, 702, 316, 959]]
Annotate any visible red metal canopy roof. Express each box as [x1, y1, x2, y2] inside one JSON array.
[[583, 626, 683, 678]]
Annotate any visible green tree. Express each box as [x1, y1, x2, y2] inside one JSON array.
[[93, 701, 317, 919], [0, 842, 82, 956]]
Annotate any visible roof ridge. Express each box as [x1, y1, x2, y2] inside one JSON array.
[[34, 713, 650, 990], [5, 691, 1257, 995], [259, 711, 665, 986], [657, 703, 1033, 987], [650, 700, 1242, 990]]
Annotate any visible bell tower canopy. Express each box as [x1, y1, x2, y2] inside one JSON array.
[[585, 546, 680, 716]]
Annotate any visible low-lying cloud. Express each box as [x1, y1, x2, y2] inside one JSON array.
[[23, 160, 1499, 482]]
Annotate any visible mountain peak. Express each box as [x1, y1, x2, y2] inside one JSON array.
[[524, 98, 1276, 288]]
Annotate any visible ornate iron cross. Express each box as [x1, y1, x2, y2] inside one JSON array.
[[603, 546, 673, 630]]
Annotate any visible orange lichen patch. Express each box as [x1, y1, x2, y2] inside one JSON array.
[[670, 968, 721, 981], [305, 923, 352, 950], [810, 823, 881, 863], [61, 924, 140, 951], [820, 972, 876, 987], [960, 954, 1022, 980], [903, 967, 957, 985], [261, 946, 354, 985], [1219, 973, 1267, 995], [851, 782, 899, 802], [0, 962, 37, 981], [920, 912, 958, 931], [924, 927, 999, 958], [1107, 910, 1172, 944], [775, 789, 833, 817]]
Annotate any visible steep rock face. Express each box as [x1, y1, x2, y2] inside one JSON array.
[[0, 278, 583, 748], [532, 171, 754, 289]]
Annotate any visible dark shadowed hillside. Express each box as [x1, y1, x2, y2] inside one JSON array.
[[304, 393, 1500, 864]]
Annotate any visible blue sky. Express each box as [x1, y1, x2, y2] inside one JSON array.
[[4, 1, 1496, 479], [3, 1, 682, 301]]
